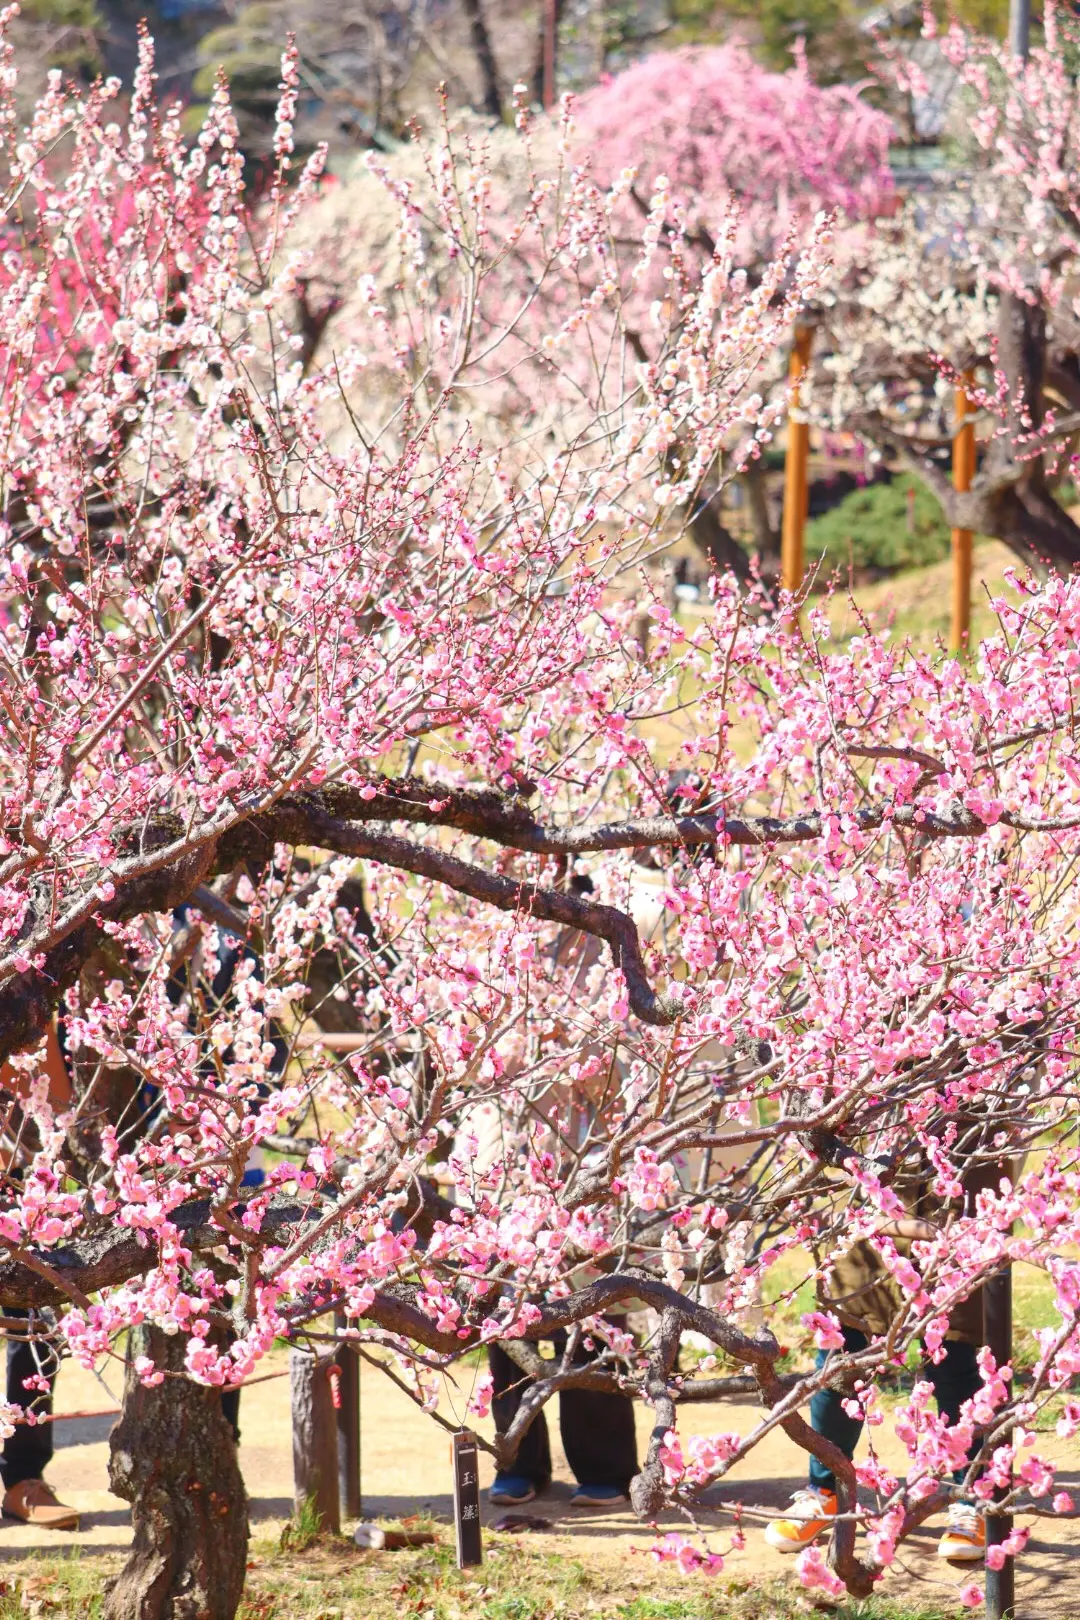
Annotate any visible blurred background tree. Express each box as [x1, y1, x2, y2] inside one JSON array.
[[191, 0, 441, 154], [19, 0, 1041, 161], [10, 0, 104, 106], [669, 0, 864, 82]]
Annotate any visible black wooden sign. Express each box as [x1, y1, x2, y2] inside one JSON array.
[[451, 1428, 483, 1568]]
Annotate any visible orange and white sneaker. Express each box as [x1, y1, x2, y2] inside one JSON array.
[[764, 1486, 838, 1552], [937, 1501, 985, 1562]]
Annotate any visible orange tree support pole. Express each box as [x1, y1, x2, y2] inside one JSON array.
[[951, 373, 977, 655], [781, 324, 813, 603]]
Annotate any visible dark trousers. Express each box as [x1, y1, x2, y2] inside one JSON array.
[[489, 1331, 638, 1491], [221, 1387, 241, 1443], [808, 1324, 981, 1491], [1, 1311, 57, 1490]]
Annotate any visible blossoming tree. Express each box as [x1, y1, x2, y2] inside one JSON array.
[[572, 42, 894, 256], [580, 11, 1080, 577], [814, 3, 1080, 572], [568, 41, 894, 573], [3, 25, 1080, 1620], [509, 15, 1080, 577], [290, 40, 895, 581]]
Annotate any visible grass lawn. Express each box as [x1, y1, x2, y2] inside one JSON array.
[[816, 538, 1021, 649], [2, 1534, 970, 1620]]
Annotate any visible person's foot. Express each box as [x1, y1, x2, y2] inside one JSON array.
[[764, 1486, 837, 1552], [2, 1479, 80, 1530], [569, 1483, 630, 1507], [937, 1501, 985, 1562], [488, 1474, 538, 1505]]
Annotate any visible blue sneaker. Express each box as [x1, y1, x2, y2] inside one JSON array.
[[570, 1483, 629, 1507], [489, 1474, 538, 1505]]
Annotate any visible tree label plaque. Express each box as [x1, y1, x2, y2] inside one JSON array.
[[451, 1429, 483, 1569]]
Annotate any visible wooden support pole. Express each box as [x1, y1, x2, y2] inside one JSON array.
[[780, 325, 813, 602], [334, 1311, 362, 1519], [542, 0, 557, 110], [290, 1348, 341, 1534], [951, 375, 977, 655]]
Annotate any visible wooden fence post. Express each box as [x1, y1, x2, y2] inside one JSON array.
[[951, 375, 976, 654], [780, 324, 813, 604], [291, 1348, 341, 1534], [335, 1312, 362, 1519]]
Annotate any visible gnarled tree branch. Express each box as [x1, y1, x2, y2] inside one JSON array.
[[0, 768, 1052, 1062]]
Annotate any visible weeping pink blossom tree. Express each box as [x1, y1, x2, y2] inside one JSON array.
[[2, 24, 1080, 1620], [571, 42, 894, 262]]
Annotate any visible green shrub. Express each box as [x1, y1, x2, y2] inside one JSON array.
[[806, 474, 951, 576]]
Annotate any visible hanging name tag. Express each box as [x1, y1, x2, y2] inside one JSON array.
[[451, 1428, 483, 1569]]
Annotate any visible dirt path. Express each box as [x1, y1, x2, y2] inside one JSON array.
[[7, 1353, 1079, 1617]]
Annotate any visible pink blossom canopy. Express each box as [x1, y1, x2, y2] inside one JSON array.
[[573, 43, 895, 247]]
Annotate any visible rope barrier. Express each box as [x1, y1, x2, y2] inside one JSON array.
[[42, 1362, 295, 1423]]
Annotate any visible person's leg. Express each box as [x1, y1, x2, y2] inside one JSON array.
[[220, 1387, 241, 1446], [488, 1342, 551, 1498], [1, 1311, 55, 1490], [558, 1322, 638, 1502], [926, 1335, 986, 1563], [0, 1310, 77, 1529], [925, 1335, 981, 1464], [807, 1326, 869, 1491], [766, 1325, 868, 1552]]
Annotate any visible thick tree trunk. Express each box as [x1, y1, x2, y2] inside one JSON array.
[[460, 0, 503, 120], [104, 1326, 248, 1620], [742, 458, 780, 569], [290, 1348, 341, 1532], [687, 484, 752, 582], [999, 289, 1046, 438], [978, 290, 1080, 570], [970, 479, 1080, 570]]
